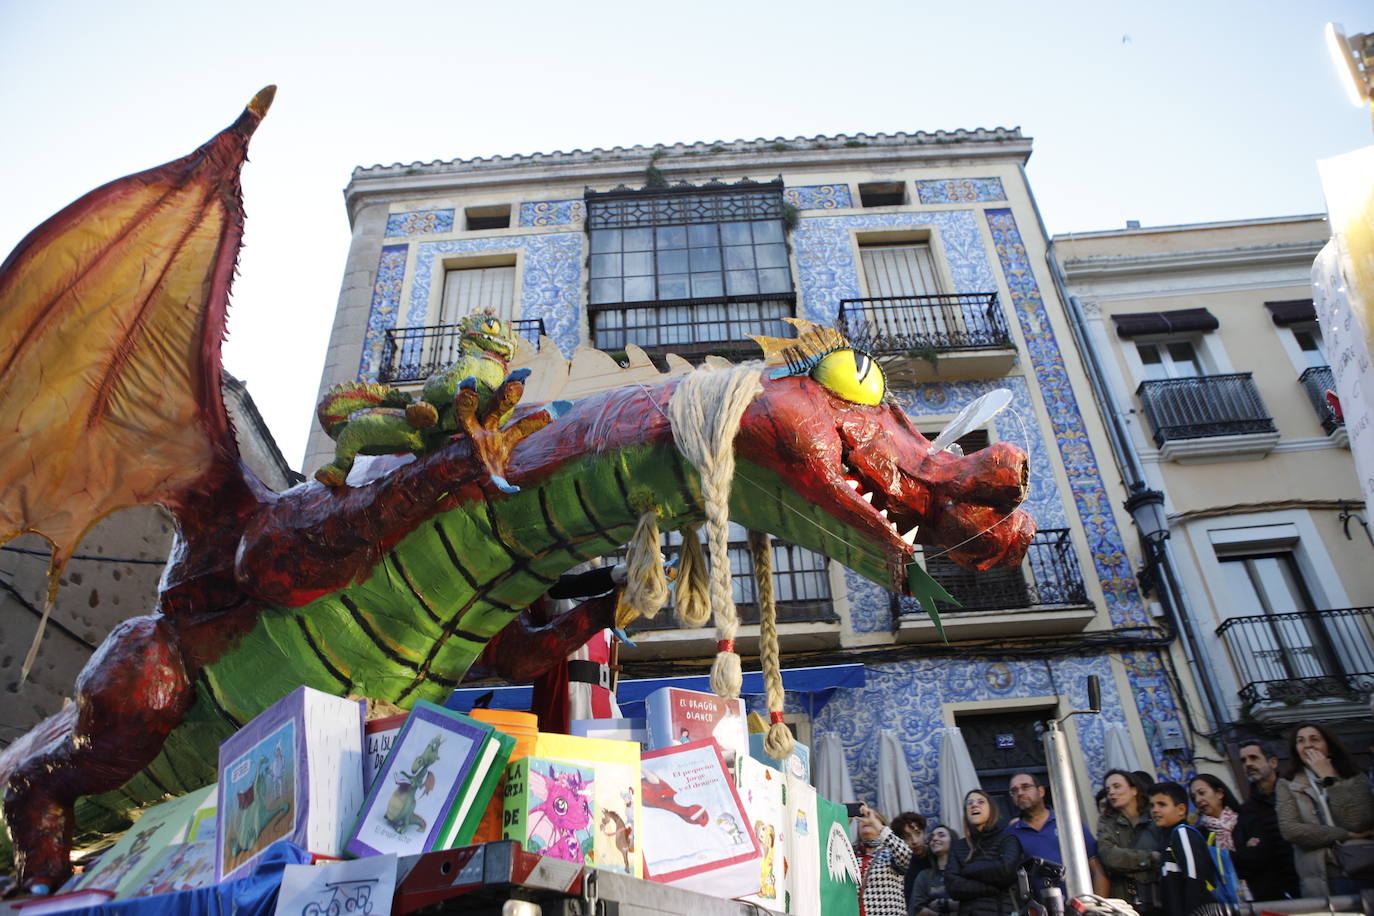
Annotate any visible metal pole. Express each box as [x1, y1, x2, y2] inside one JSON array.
[[1043, 720, 1092, 900]]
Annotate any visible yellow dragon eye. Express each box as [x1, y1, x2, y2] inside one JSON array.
[[811, 348, 885, 405]]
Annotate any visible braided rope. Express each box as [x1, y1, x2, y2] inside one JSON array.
[[621, 510, 668, 620], [748, 529, 794, 759], [673, 525, 711, 626], [667, 362, 764, 699]]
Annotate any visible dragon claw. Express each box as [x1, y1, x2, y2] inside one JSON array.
[[506, 367, 532, 384], [489, 475, 520, 494], [458, 376, 478, 391]]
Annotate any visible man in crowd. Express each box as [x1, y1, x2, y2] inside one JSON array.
[[1232, 739, 1299, 901], [1007, 772, 1111, 899]]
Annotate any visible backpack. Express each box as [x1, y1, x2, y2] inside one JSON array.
[[1203, 830, 1241, 904]]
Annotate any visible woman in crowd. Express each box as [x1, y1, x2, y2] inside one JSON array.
[[945, 789, 1023, 916], [854, 804, 915, 916], [908, 824, 959, 916], [1096, 769, 1162, 915], [1190, 773, 1244, 850], [1276, 722, 1374, 897]]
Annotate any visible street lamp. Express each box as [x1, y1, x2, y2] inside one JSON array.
[[1326, 23, 1374, 109], [1124, 483, 1169, 594]]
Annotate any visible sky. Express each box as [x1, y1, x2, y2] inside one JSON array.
[[2, 1, 1371, 469]]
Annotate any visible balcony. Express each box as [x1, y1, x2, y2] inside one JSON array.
[[1299, 365, 1348, 445], [896, 528, 1096, 639], [587, 293, 795, 362], [838, 293, 1016, 381], [378, 318, 546, 384], [1136, 373, 1279, 463], [1218, 608, 1374, 721]]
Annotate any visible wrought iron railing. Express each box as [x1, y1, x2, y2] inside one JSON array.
[[608, 535, 836, 632], [1135, 373, 1276, 446], [837, 293, 1013, 354], [897, 528, 1090, 616], [587, 294, 795, 360], [1217, 607, 1374, 706], [1299, 365, 1343, 435], [378, 319, 546, 384]]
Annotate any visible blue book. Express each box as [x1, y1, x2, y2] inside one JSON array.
[[749, 732, 811, 783]]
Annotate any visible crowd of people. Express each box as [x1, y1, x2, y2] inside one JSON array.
[[846, 720, 1374, 916]]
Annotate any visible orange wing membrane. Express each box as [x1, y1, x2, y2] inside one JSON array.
[[0, 87, 274, 677]]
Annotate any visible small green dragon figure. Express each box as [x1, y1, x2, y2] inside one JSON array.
[[314, 310, 536, 492], [229, 759, 290, 859], [0, 89, 1034, 891], [382, 736, 442, 834]]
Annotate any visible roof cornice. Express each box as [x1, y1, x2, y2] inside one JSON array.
[[1058, 238, 1327, 280]]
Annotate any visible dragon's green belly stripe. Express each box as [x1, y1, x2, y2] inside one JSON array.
[[71, 445, 703, 839]]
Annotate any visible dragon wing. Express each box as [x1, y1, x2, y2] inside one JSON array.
[[0, 87, 274, 678]]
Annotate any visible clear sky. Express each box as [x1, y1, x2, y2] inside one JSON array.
[[2, 0, 1370, 469]]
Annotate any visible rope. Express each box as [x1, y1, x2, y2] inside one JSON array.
[[748, 529, 794, 759], [668, 362, 764, 699], [673, 525, 711, 626], [621, 510, 669, 621]]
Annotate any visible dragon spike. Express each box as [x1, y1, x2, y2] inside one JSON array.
[[747, 317, 853, 367]]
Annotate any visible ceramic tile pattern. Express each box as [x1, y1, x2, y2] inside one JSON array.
[[784, 184, 854, 210], [384, 209, 455, 237], [914, 178, 1007, 204], [518, 200, 585, 227], [357, 245, 409, 381]]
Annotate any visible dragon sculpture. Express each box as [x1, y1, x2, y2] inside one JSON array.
[[0, 88, 1034, 891]]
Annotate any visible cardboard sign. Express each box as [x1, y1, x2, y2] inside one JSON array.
[[274, 854, 397, 916]]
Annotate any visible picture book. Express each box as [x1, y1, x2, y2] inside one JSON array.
[[216, 686, 366, 881], [467, 708, 538, 845], [644, 687, 748, 767], [570, 717, 648, 747], [748, 733, 811, 784], [128, 838, 216, 897], [735, 755, 787, 912], [783, 775, 859, 916], [502, 756, 596, 866], [530, 732, 642, 877], [69, 785, 215, 899], [363, 713, 408, 792], [639, 739, 760, 897], [346, 701, 511, 858]]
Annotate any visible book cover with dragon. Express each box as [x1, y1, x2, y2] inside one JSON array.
[[530, 732, 641, 877], [644, 687, 748, 767], [502, 757, 596, 866], [68, 785, 214, 899]]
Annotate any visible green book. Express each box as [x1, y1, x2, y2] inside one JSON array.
[[433, 727, 515, 849], [502, 756, 596, 865]]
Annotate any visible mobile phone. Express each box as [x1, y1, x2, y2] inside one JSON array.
[[845, 802, 864, 818]]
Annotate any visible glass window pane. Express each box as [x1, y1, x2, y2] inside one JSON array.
[[724, 246, 755, 270], [691, 274, 724, 298], [659, 275, 690, 299], [623, 251, 654, 276], [657, 249, 689, 274], [720, 222, 753, 245], [690, 247, 722, 271], [589, 253, 621, 279], [753, 221, 784, 243], [623, 276, 655, 301], [655, 225, 687, 249], [623, 228, 654, 251], [1166, 341, 1200, 376], [726, 270, 759, 295], [757, 268, 792, 293], [754, 243, 789, 268], [589, 229, 621, 254], [688, 224, 719, 246], [589, 278, 621, 304]]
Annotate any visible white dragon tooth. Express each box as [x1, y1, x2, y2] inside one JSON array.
[[861, 491, 874, 503], [902, 526, 919, 546], [879, 509, 889, 519], [846, 478, 862, 491]]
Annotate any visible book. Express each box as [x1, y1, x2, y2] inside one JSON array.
[[570, 717, 648, 747], [502, 756, 596, 865], [128, 838, 216, 897], [735, 755, 788, 912], [69, 785, 215, 899], [346, 700, 512, 858], [216, 686, 366, 881], [364, 713, 408, 792], [749, 733, 811, 784], [530, 732, 642, 877], [783, 775, 859, 916], [13, 890, 116, 914], [467, 708, 539, 845], [644, 687, 748, 767], [639, 739, 760, 897]]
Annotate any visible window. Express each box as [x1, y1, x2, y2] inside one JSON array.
[[585, 182, 794, 354], [439, 263, 515, 325], [858, 181, 906, 207], [1136, 340, 1201, 380], [1290, 322, 1328, 369], [860, 242, 943, 297], [465, 205, 510, 230]]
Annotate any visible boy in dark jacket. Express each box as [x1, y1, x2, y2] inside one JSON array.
[[1149, 782, 1216, 915]]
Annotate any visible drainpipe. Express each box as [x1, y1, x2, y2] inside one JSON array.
[[1018, 167, 1230, 743]]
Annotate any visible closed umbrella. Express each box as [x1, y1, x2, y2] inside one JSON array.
[[814, 731, 856, 805], [1102, 722, 1142, 775], [877, 730, 919, 820], [937, 726, 981, 830]]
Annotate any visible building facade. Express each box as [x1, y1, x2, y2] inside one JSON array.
[[309, 130, 1213, 820], [1054, 216, 1374, 754]]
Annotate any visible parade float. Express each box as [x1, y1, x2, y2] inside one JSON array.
[[0, 88, 1034, 912]]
